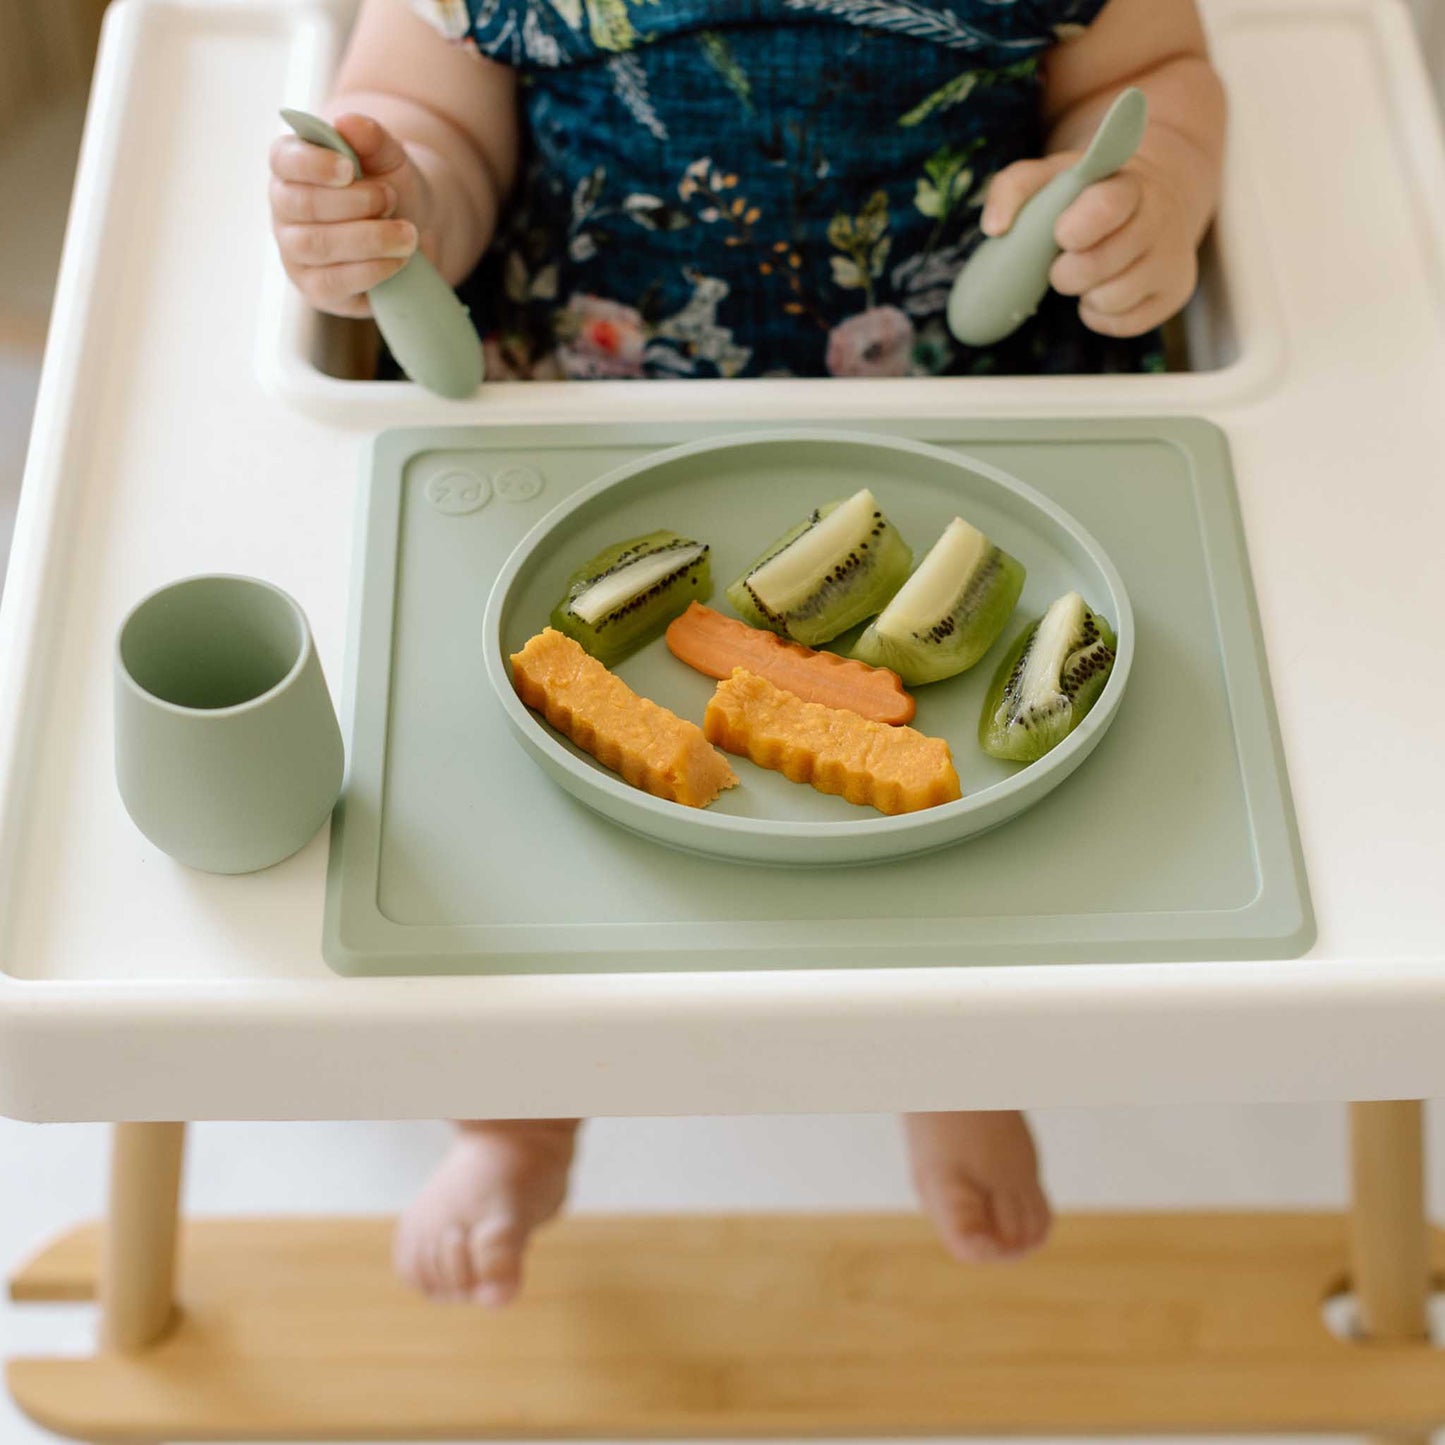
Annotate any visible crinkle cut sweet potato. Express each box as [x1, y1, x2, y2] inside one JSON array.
[[511, 629, 737, 809], [704, 668, 961, 815]]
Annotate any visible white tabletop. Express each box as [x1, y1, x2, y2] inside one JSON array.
[[2, 0, 1444, 1123]]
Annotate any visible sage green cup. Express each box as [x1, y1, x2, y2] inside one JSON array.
[[115, 575, 344, 874]]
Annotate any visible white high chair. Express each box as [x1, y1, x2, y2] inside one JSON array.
[[4, 0, 1445, 1438]]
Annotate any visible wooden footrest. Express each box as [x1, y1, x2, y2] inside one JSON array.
[[9, 1212, 1445, 1440]]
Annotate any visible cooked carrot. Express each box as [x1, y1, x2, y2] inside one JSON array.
[[703, 668, 961, 816], [511, 629, 737, 809], [666, 602, 916, 725]]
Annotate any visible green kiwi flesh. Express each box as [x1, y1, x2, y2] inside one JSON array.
[[724, 488, 912, 646], [979, 591, 1117, 762], [850, 516, 1026, 685], [551, 530, 711, 665]]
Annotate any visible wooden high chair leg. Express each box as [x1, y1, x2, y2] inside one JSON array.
[[99, 1122, 186, 1354], [1350, 1101, 1434, 1445]]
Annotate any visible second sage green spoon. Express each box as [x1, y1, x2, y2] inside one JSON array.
[[946, 87, 1148, 349], [280, 108, 485, 399]]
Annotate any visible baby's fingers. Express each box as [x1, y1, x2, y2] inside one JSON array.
[[334, 113, 414, 180], [276, 218, 417, 269], [1055, 172, 1142, 253], [270, 134, 356, 188], [1049, 216, 1147, 298], [270, 177, 397, 225], [1078, 252, 1155, 318], [294, 258, 410, 316], [1079, 294, 1168, 338], [1079, 247, 1198, 337], [980, 154, 1075, 237]]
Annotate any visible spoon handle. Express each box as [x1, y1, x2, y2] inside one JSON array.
[[279, 109, 484, 398], [946, 87, 1148, 350]]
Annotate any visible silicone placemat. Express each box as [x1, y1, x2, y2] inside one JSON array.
[[325, 418, 1312, 976]]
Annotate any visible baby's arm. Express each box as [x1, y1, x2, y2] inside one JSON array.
[[269, 0, 519, 317], [981, 0, 1225, 338]]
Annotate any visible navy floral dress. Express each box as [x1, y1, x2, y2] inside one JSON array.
[[408, 0, 1164, 379]]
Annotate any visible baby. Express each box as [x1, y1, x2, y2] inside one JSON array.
[[271, 0, 1223, 1303]]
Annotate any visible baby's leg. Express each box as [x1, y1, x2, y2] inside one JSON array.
[[394, 1119, 580, 1306], [904, 1111, 1052, 1263]]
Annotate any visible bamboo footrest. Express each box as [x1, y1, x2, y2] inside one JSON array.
[[9, 1211, 1445, 1440]]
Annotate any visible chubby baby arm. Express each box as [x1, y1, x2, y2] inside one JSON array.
[[269, 0, 519, 318], [981, 0, 1225, 339]]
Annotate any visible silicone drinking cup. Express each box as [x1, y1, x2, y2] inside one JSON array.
[[115, 575, 345, 874], [279, 108, 485, 399], [946, 87, 1148, 348]]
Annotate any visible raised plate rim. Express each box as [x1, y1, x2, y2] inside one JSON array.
[[481, 427, 1134, 845]]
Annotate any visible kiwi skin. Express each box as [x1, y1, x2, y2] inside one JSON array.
[[851, 545, 1026, 686], [979, 601, 1117, 763], [551, 531, 712, 666], [725, 495, 913, 647]]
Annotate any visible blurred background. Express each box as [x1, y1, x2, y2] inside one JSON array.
[[2, 2, 1445, 1443]]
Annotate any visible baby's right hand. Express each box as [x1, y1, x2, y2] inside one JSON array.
[[269, 113, 430, 317]]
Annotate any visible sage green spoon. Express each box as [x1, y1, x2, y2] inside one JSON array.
[[280, 108, 484, 398], [947, 87, 1148, 349]]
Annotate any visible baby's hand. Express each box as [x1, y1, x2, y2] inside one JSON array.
[[269, 113, 432, 318], [980, 151, 1199, 338]]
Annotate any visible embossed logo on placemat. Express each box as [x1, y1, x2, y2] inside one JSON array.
[[425, 469, 492, 515], [494, 464, 545, 503]]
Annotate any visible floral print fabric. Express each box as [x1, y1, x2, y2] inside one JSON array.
[[407, 0, 1165, 379]]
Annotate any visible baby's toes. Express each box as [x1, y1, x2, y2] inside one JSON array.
[[992, 1185, 1052, 1259], [467, 1216, 529, 1308], [392, 1219, 436, 1296], [990, 1188, 1026, 1254], [435, 1223, 475, 1301], [924, 1177, 1007, 1264], [1022, 1183, 1054, 1252]]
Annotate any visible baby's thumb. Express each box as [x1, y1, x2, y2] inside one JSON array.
[[333, 112, 412, 180], [980, 154, 1076, 237]]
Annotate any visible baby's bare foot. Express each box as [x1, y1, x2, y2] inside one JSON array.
[[394, 1119, 579, 1307], [904, 1110, 1052, 1264]]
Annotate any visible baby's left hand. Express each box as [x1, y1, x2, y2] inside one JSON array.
[[979, 152, 1199, 338]]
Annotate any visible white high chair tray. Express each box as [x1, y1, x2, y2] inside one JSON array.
[[0, 0, 1442, 1121]]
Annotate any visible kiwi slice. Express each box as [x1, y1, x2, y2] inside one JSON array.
[[979, 591, 1117, 762], [725, 488, 912, 646], [850, 517, 1025, 685], [551, 530, 711, 665]]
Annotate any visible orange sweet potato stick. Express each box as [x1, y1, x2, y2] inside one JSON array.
[[704, 668, 961, 815], [511, 629, 737, 809], [666, 602, 916, 725]]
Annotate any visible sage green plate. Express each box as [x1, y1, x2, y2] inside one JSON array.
[[484, 430, 1132, 867]]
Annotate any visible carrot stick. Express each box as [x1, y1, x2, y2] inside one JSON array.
[[666, 603, 916, 725]]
